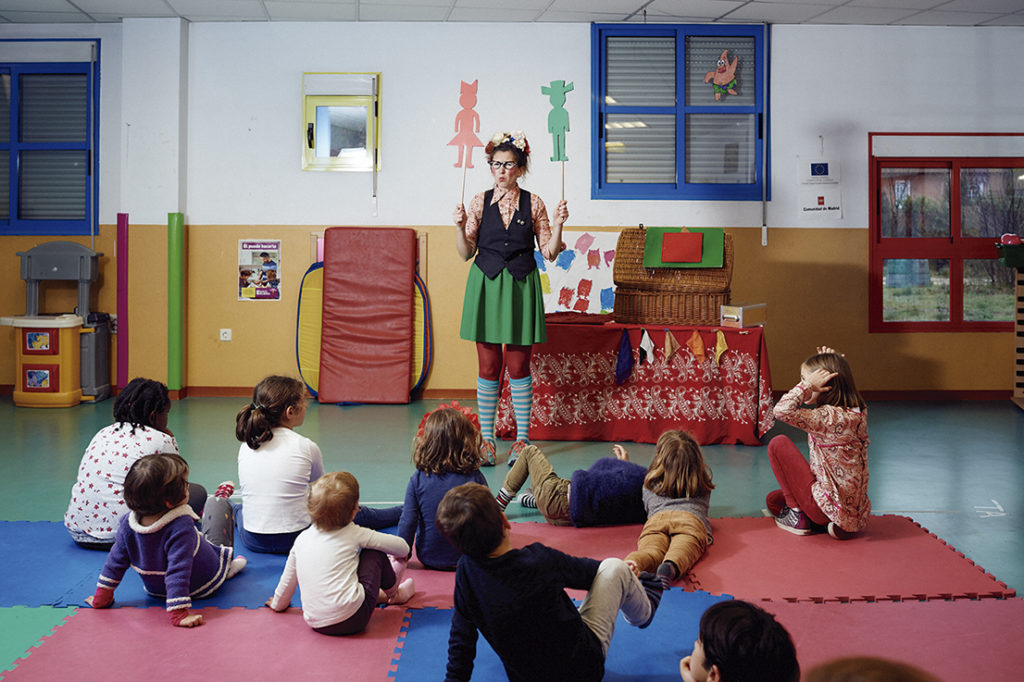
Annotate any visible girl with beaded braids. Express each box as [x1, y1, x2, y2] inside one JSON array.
[[452, 130, 568, 467], [65, 377, 208, 549], [234, 375, 401, 554]]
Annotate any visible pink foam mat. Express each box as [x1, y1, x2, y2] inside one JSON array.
[[686, 515, 1015, 602], [763, 597, 1024, 680], [3, 605, 408, 681]]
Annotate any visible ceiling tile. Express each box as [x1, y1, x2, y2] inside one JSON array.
[[811, 5, 920, 23], [74, 0, 175, 14], [647, 0, 744, 20], [723, 2, 834, 22], [358, 4, 450, 20], [166, 0, 268, 20], [939, 0, 1024, 11], [447, 6, 543, 21], [892, 10, 1005, 25], [847, 0, 947, 8], [265, 1, 357, 20], [0, 11, 92, 22]]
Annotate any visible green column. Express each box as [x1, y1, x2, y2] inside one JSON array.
[[168, 212, 184, 391]]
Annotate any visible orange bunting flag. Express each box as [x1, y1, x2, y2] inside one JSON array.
[[714, 330, 729, 365], [686, 330, 706, 363], [664, 329, 681, 362]]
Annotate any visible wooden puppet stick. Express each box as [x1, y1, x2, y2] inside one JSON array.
[[461, 162, 468, 204], [561, 160, 565, 202]]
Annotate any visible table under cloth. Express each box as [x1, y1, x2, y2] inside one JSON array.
[[495, 315, 774, 445]]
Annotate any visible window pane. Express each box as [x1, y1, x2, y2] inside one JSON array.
[[605, 36, 675, 107], [685, 35, 756, 107], [0, 73, 9, 141], [19, 150, 87, 220], [964, 258, 1014, 321], [684, 114, 756, 184], [883, 259, 949, 322], [880, 168, 950, 238], [0, 157, 7, 220], [961, 167, 1024, 238], [605, 113, 675, 183], [314, 105, 366, 159], [20, 73, 87, 143]]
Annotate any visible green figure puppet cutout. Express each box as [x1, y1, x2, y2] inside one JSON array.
[[541, 79, 574, 162]]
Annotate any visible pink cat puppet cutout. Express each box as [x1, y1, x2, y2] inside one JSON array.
[[449, 80, 484, 168], [704, 50, 738, 101]]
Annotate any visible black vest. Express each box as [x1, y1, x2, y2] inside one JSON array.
[[473, 189, 537, 281]]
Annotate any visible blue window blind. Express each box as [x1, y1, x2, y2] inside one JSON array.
[[592, 24, 768, 201]]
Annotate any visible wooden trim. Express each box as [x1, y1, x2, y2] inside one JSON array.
[[773, 389, 1012, 402], [422, 388, 476, 401], [183, 386, 253, 398]]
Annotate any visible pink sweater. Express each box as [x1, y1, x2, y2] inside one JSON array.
[[773, 381, 871, 531]]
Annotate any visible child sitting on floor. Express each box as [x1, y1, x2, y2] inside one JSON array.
[[494, 442, 647, 527], [765, 346, 869, 540], [86, 452, 245, 627], [622, 430, 715, 589], [437, 482, 664, 681], [397, 403, 489, 570], [266, 471, 414, 636], [679, 600, 799, 682]]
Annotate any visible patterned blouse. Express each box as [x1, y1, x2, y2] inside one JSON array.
[[463, 185, 562, 260], [773, 381, 871, 531]]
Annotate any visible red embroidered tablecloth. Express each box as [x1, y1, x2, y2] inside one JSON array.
[[496, 321, 773, 445]]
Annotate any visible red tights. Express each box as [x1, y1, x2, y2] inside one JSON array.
[[767, 435, 829, 526], [477, 342, 532, 381]]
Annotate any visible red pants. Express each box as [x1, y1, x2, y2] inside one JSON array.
[[767, 435, 829, 526]]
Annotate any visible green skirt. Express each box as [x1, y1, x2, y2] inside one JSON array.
[[460, 264, 546, 345]]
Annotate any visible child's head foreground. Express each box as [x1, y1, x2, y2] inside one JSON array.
[[802, 350, 865, 410], [680, 600, 798, 682], [123, 452, 190, 516], [236, 375, 307, 449], [308, 471, 360, 531], [804, 656, 940, 682], [414, 405, 483, 475], [435, 482, 506, 560], [646, 430, 715, 499], [114, 377, 170, 433]]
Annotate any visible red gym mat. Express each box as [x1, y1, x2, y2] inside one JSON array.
[[3, 605, 408, 681], [687, 515, 1015, 602], [319, 227, 417, 404], [764, 598, 1024, 680]]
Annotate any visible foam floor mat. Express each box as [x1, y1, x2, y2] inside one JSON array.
[[2, 604, 408, 681], [391, 589, 732, 681], [764, 597, 1024, 680], [0, 521, 294, 609], [686, 515, 1016, 602]]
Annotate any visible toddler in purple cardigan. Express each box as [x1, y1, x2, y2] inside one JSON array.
[[86, 452, 246, 627]]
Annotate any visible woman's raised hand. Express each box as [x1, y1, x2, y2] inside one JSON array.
[[453, 204, 467, 229]]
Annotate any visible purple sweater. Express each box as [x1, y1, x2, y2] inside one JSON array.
[[97, 505, 234, 613], [397, 469, 488, 569]]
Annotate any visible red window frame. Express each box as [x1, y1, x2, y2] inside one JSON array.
[[869, 135, 1021, 333]]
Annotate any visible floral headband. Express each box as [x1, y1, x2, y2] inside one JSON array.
[[489, 130, 530, 156], [415, 400, 481, 441]]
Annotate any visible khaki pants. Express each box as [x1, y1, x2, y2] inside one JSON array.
[[625, 510, 708, 575], [500, 445, 571, 525]]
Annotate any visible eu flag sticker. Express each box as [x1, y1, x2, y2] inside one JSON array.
[[811, 163, 829, 176]]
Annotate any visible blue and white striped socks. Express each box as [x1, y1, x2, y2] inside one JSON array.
[[476, 377, 499, 446], [509, 375, 533, 443]]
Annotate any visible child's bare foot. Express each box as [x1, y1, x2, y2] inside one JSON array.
[[613, 444, 629, 461]]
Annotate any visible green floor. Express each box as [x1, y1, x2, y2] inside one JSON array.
[[2, 394, 1022, 596]]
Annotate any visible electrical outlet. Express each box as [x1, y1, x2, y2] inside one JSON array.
[[219, 328, 232, 342]]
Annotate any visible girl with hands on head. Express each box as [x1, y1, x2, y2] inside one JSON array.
[[452, 130, 567, 468], [765, 347, 870, 540]]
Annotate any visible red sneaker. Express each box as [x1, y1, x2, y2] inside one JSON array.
[[775, 508, 824, 536]]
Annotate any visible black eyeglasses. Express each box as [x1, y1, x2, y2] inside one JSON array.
[[488, 160, 518, 170]]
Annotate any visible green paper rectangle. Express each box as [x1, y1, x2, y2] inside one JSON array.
[[643, 227, 725, 268]]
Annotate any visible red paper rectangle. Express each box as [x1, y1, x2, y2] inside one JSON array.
[[661, 231, 703, 262]]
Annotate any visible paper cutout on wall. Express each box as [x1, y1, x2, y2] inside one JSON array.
[[541, 79, 574, 162], [543, 231, 618, 314], [449, 80, 484, 168]]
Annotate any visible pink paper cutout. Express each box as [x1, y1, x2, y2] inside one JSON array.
[[604, 250, 615, 267], [574, 232, 595, 254], [449, 80, 484, 168]]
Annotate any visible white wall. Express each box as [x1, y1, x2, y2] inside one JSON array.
[[3, 21, 1024, 229]]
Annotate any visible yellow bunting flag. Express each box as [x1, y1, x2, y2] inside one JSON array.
[[714, 330, 729, 365]]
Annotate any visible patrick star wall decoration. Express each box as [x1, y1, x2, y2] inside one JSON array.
[[704, 50, 739, 101]]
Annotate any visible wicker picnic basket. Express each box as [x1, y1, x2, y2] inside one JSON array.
[[613, 226, 733, 325]]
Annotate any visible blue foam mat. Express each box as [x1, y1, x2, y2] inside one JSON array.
[[391, 589, 733, 681], [0, 520, 297, 609]]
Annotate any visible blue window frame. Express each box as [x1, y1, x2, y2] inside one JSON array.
[[591, 24, 768, 201], [0, 56, 99, 236]]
